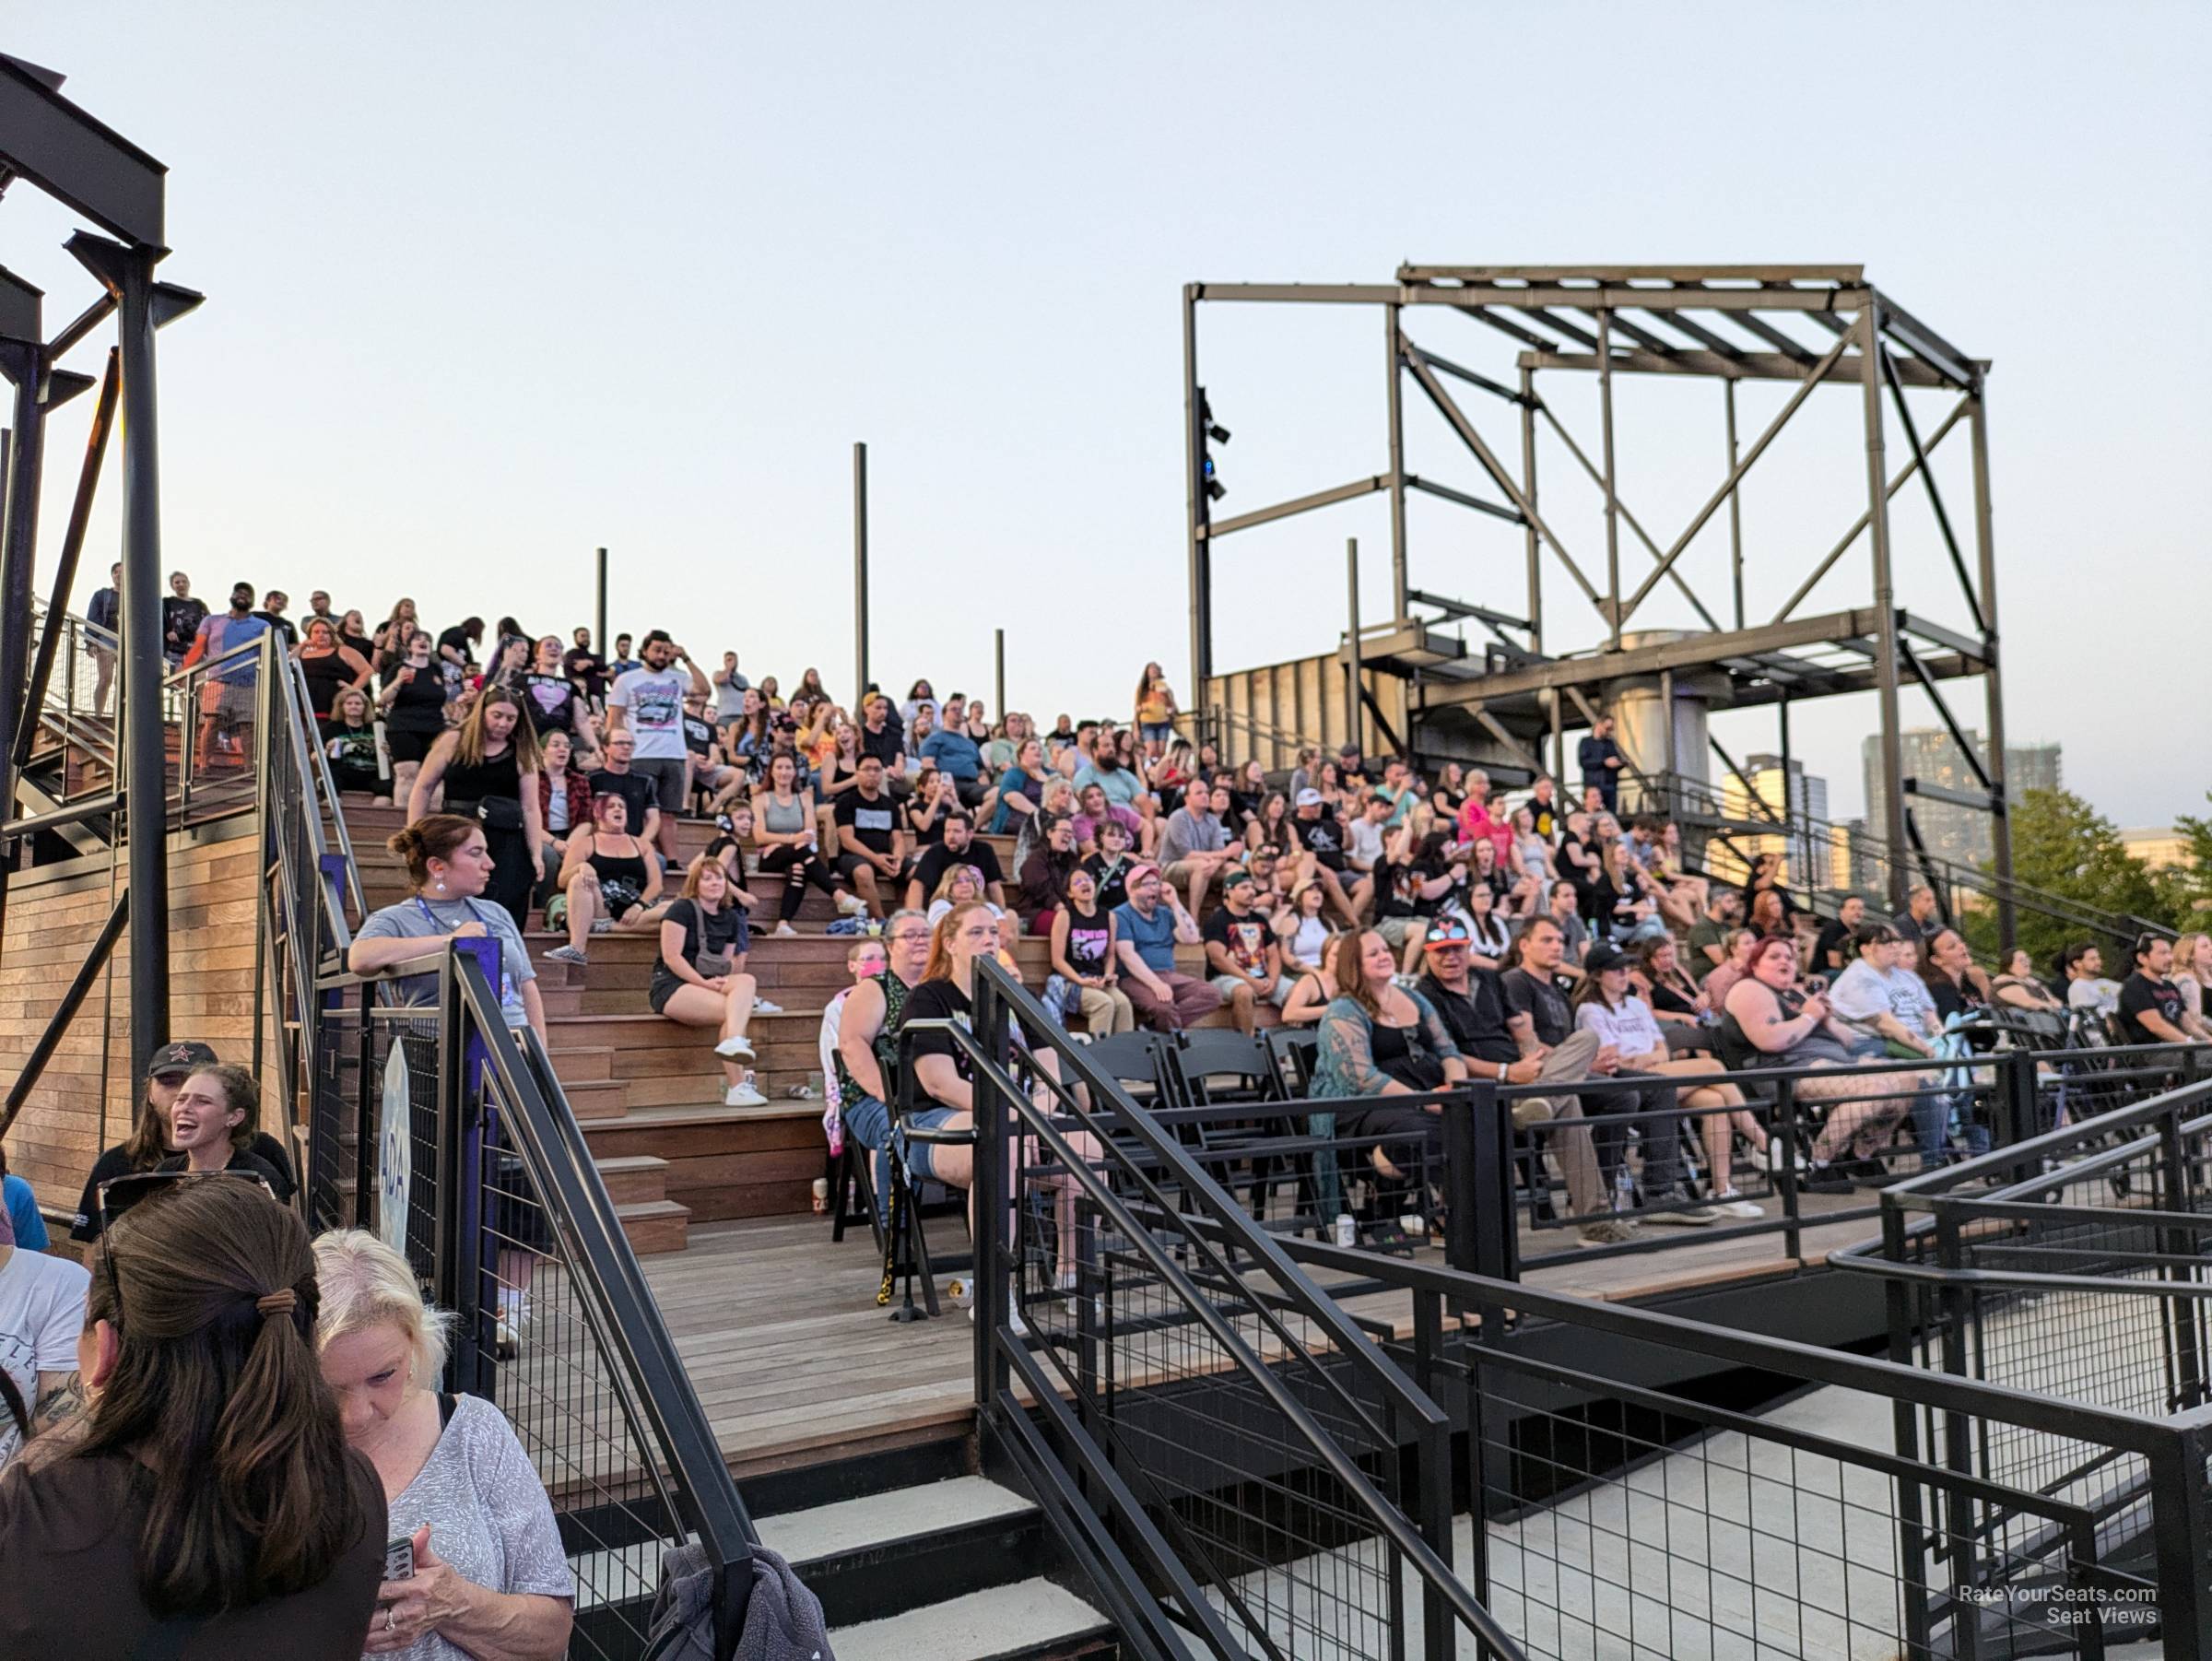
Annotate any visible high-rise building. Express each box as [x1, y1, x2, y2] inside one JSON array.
[[1712, 753, 1835, 891], [1862, 730, 2063, 872]]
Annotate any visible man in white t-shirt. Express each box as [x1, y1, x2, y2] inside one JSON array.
[[606, 629, 709, 860], [0, 1235, 90, 1471]]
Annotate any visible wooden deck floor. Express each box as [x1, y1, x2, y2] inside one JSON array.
[[640, 1190, 1889, 1478]]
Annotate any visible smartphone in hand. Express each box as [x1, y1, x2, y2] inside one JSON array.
[[383, 1537, 416, 1582]]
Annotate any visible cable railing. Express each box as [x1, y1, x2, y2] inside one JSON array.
[[938, 958, 1527, 1661]]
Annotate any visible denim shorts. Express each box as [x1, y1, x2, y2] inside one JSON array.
[[841, 1092, 963, 1184], [1139, 722, 1173, 744]]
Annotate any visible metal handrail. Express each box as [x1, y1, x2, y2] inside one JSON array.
[[952, 959, 1524, 1661], [452, 952, 759, 1633]]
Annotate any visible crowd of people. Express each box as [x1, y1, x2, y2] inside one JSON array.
[[81, 570, 2212, 1259], [0, 1041, 575, 1657]]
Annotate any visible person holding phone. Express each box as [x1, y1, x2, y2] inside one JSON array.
[[312, 1230, 572, 1657]]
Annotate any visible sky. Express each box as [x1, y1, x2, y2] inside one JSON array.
[[9, 3, 2208, 826]]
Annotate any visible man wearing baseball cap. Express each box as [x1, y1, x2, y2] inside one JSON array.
[[1200, 869, 1292, 1035], [1414, 920, 1628, 1245], [69, 1043, 296, 1242], [1289, 790, 1363, 926], [1111, 863, 1218, 1031]]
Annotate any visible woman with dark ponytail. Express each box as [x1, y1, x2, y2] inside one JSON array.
[[0, 1174, 385, 1655]]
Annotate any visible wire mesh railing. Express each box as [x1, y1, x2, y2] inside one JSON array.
[[1233, 1239, 2200, 1659], [255, 628, 769, 1657], [945, 958, 1528, 1661]]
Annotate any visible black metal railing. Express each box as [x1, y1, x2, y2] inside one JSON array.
[[255, 638, 766, 1658], [940, 958, 1527, 1661], [294, 939, 762, 1657], [1232, 1238, 2203, 1659], [1830, 1071, 2212, 1652], [1061, 1025, 2195, 1297]]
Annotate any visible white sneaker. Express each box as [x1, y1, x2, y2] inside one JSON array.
[[772, 922, 797, 937], [1711, 1190, 1765, 1219], [834, 892, 869, 918], [754, 997, 784, 1015], [714, 1033, 755, 1059], [724, 1081, 768, 1108]]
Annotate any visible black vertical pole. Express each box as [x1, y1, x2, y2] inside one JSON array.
[[0, 339, 44, 948], [852, 442, 869, 698], [117, 248, 171, 1078], [993, 628, 1005, 724], [1344, 538, 1361, 754], [594, 546, 607, 656]]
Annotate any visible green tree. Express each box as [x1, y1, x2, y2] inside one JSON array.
[[1965, 787, 2173, 971], [2155, 795, 2212, 924]]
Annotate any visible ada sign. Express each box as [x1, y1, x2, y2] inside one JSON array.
[[378, 1041, 411, 1257]]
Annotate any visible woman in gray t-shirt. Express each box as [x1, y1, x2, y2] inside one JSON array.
[[349, 816, 543, 1038], [315, 1230, 572, 1658]]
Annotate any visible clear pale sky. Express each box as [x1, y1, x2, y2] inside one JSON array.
[[10, 3, 2206, 824]]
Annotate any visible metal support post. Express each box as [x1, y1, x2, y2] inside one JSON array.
[[1858, 309, 1909, 910], [1548, 689, 1564, 784], [1182, 287, 1211, 696], [1518, 365, 1541, 654], [1658, 668, 1677, 815], [1383, 305, 1407, 620], [994, 627, 1006, 721], [0, 338, 44, 946], [852, 442, 869, 698], [1968, 393, 2015, 949], [114, 245, 171, 1076], [1344, 538, 1360, 753], [18, 351, 119, 771], [1724, 379, 1745, 630], [1596, 311, 1621, 647], [594, 546, 607, 657]]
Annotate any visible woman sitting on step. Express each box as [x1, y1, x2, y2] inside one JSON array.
[[750, 751, 841, 937], [543, 792, 663, 967], [649, 857, 767, 1108]]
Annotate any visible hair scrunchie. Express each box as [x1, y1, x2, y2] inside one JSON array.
[[254, 1288, 299, 1320]]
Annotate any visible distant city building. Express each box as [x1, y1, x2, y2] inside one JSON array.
[[1862, 730, 2063, 872], [1712, 754, 1836, 892], [2121, 827, 2195, 871]]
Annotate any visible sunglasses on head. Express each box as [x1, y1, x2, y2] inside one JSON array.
[[94, 1169, 279, 1315]]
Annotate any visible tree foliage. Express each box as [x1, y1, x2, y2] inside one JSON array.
[[1965, 787, 2173, 972]]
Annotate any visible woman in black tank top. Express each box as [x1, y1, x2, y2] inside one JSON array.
[[1719, 935, 1925, 1180], [408, 689, 545, 929], [547, 794, 665, 962], [297, 618, 373, 726]]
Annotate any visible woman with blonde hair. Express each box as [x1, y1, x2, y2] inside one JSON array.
[[650, 857, 765, 1108], [2171, 933, 2212, 1023], [313, 1230, 572, 1656]]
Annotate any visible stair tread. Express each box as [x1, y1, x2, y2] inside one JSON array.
[[759, 1477, 1036, 1566], [582, 1101, 822, 1132], [611, 1198, 688, 1219], [593, 1155, 670, 1172], [830, 1579, 1108, 1661]]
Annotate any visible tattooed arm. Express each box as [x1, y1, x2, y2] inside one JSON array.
[[29, 1371, 85, 1439]]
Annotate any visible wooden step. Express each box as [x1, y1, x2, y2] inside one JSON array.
[[594, 1154, 670, 1207], [582, 1101, 825, 1222], [615, 1198, 689, 1255]]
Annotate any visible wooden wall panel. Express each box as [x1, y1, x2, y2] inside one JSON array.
[[0, 827, 264, 1224]]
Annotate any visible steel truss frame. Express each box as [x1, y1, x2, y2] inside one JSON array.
[[0, 52, 202, 1079], [1182, 264, 2010, 924]]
